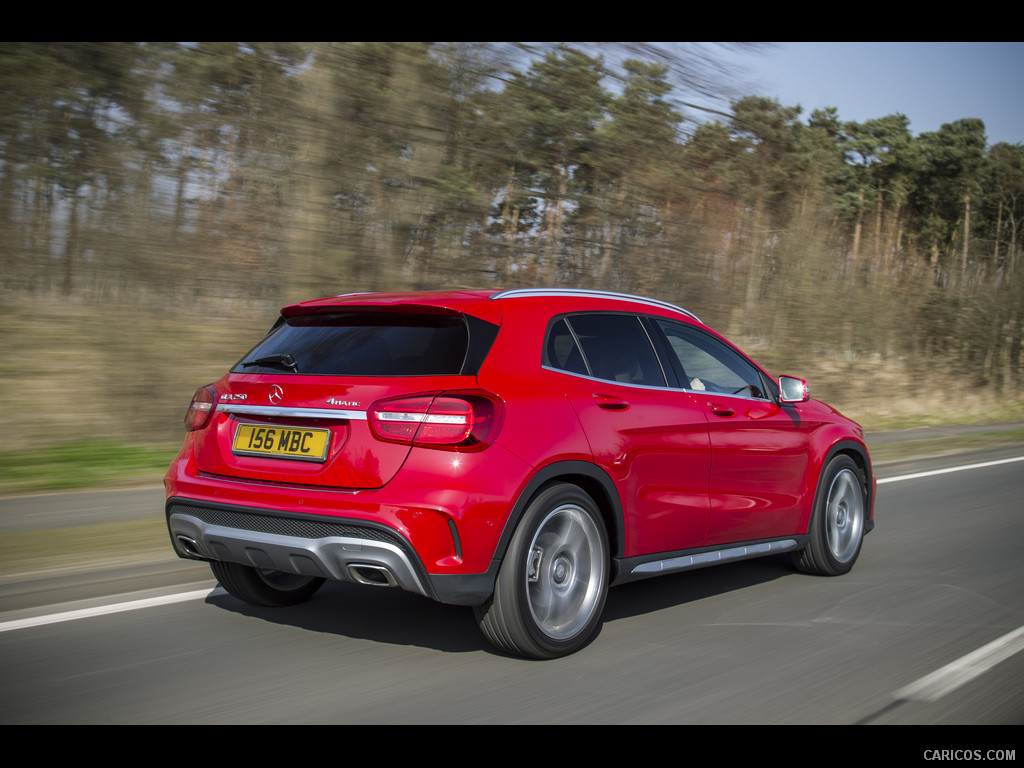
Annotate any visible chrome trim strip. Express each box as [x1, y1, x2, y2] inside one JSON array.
[[540, 365, 770, 402], [630, 539, 800, 576], [541, 365, 674, 393], [490, 288, 701, 323], [682, 388, 770, 402], [216, 404, 367, 420]]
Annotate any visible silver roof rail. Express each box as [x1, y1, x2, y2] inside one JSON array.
[[490, 288, 701, 323]]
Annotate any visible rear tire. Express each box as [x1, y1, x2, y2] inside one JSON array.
[[475, 483, 609, 659], [793, 455, 866, 576], [210, 561, 325, 607]]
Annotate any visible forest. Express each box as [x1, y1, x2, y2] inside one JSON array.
[[1, 42, 1022, 452]]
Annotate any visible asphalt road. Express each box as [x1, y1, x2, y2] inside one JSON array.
[[1, 436, 1023, 726]]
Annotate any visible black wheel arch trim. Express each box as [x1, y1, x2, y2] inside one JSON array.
[[432, 462, 626, 606], [811, 440, 876, 535], [492, 460, 626, 564]]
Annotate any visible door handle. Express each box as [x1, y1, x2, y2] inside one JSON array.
[[709, 403, 735, 417], [593, 393, 630, 410]]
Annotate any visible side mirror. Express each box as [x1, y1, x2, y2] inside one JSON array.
[[778, 375, 810, 404]]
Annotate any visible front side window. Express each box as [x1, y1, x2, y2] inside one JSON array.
[[654, 320, 768, 398], [544, 313, 666, 387]]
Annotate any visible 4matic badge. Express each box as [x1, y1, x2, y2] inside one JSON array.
[[327, 398, 360, 407]]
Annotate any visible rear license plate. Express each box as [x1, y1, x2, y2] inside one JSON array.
[[232, 424, 331, 462]]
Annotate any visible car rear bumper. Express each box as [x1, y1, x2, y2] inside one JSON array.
[[167, 497, 433, 594], [166, 496, 500, 606]]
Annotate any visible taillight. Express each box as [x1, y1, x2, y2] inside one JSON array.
[[369, 392, 501, 450], [184, 385, 218, 431]]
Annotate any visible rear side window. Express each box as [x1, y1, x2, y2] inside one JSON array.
[[233, 312, 495, 376], [544, 313, 666, 387], [544, 318, 589, 376]]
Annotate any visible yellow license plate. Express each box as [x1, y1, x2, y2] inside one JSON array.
[[233, 423, 331, 462]]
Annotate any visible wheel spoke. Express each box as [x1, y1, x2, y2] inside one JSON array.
[[562, 513, 589, 551], [529, 572, 557, 621], [826, 469, 863, 563], [526, 503, 605, 641]]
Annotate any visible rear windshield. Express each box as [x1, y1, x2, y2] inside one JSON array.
[[232, 312, 490, 376]]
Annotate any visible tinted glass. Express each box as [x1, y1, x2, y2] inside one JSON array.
[[552, 314, 665, 386], [233, 313, 471, 376], [655, 320, 767, 398], [543, 317, 589, 376]]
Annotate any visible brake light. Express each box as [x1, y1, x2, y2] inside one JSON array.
[[184, 385, 218, 431], [369, 392, 501, 449]]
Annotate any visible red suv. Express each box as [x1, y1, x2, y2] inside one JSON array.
[[166, 288, 875, 658]]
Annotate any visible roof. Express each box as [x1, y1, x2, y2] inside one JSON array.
[[281, 288, 701, 325]]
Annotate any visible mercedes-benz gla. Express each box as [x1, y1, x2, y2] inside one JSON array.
[[165, 288, 875, 658]]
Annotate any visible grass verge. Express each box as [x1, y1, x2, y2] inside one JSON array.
[[0, 440, 177, 496], [867, 427, 1024, 464]]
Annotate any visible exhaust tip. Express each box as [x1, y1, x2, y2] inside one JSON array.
[[176, 534, 202, 557], [348, 564, 398, 587]]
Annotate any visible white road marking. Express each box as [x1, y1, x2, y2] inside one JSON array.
[[881, 454, 1024, 703], [0, 588, 223, 633], [879, 455, 1024, 484], [895, 626, 1024, 703]]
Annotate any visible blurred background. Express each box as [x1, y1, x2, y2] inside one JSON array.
[[1, 42, 1022, 490]]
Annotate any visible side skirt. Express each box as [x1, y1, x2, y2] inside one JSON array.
[[612, 535, 810, 586]]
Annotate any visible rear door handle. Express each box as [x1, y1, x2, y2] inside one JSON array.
[[594, 394, 630, 410]]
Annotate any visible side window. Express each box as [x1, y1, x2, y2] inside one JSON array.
[[654, 320, 767, 398], [545, 313, 666, 386], [543, 317, 589, 376]]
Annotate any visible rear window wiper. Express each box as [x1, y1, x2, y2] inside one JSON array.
[[241, 353, 298, 372]]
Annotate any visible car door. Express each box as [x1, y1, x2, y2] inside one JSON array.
[[541, 312, 711, 557], [651, 319, 812, 545]]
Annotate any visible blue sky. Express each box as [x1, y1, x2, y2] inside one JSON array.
[[725, 42, 1023, 147]]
